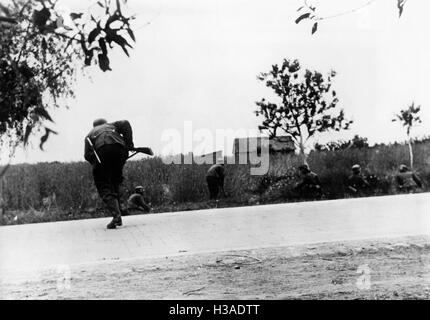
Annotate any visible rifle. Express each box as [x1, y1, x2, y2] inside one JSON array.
[[86, 137, 101, 164], [128, 147, 154, 160]]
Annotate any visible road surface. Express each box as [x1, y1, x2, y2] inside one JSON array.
[[1, 193, 430, 275]]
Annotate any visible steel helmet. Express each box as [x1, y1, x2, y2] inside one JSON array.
[[93, 118, 107, 127], [135, 186, 144, 193]]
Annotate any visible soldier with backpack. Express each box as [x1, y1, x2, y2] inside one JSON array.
[[84, 118, 135, 229]]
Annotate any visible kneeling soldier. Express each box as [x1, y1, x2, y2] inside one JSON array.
[[294, 164, 322, 200], [347, 164, 370, 196], [128, 186, 151, 213], [396, 164, 423, 193]]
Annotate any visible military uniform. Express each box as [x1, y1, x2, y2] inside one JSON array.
[[206, 164, 225, 200], [128, 193, 151, 213], [84, 120, 134, 228], [347, 173, 370, 195], [295, 169, 322, 200], [396, 170, 422, 193]]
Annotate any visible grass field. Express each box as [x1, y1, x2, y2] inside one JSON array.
[[1, 139, 430, 225]]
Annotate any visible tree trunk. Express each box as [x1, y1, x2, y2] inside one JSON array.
[[408, 136, 414, 170], [299, 137, 307, 165]]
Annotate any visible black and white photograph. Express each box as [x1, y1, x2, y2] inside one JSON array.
[[1, 0, 430, 303]]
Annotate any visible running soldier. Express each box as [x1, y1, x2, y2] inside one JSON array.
[[84, 119, 134, 229], [346, 164, 370, 196], [206, 162, 225, 200], [395, 164, 423, 193], [128, 186, 151, 214], [294, 164, 322, 200]]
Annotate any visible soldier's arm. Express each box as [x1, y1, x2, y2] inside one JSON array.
[[364, 178, 370, 188], [136, 196, 151, 212], [113, 120, 134, 150]]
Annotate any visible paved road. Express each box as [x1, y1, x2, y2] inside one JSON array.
[[1, 193, 430, 273]]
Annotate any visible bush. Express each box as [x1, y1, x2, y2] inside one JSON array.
[[1, 139, 430, 225]]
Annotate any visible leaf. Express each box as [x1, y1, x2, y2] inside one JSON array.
[[84, 49, 94, 66], [127, 28, 136, 42], [18, 64, 34, 79], [295, 12, 311, 24], [106, 32, 132, 49], [39, 128, 58, 151], [397, 0, 406, 17], [34, 107, 53, 122], [121, 45, 130, 57], [41, 38, 47, 52], [33, 8, 51, 29], [70, 12, 83, 20], [311, 22, 318, 34], [23, 124, 32, 146], [98, 54, 112, 72]]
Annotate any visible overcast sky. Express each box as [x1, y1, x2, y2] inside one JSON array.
[[7, 0, 430, 164]]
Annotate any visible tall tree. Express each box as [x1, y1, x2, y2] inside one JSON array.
[[255, 59, 353, 163], [392, 102, 422, 170], [0, 0, 136, 154]]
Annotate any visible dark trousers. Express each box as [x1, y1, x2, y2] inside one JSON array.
[[207, 176, 221, 200], [92, 144, 128, 218], [295, 185, 322, 200]]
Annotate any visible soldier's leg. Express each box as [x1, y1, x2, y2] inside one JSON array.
[[94, 146, 123, 229], [207, 177, 219, 200], [140, 198, 151, 213], [111, 146, 128, 219]]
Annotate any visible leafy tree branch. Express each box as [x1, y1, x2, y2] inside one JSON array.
[[296, 0, 408, 34], [0, 0, 137, 155]]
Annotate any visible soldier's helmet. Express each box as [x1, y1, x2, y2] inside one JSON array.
[[298, 164, 310, 173], [352, 164, 361, 173], [399, 164, 408, 173], [135, 186, 145, 193], [93, 118, 107, 127]]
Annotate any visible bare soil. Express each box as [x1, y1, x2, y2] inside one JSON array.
[[2, 235, 430, 300]]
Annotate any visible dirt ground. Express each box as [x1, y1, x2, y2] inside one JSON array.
[[1, 235, 430, 300]]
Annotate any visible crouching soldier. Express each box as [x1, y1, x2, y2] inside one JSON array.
[[294, 164, 322, 200], [396, 164, 423, 193], [84, 118, 134, 229], [346, 164, 370, 196], [206, 162, 225, 200], [128, 186, 151, 214]]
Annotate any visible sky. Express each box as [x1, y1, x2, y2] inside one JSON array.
[[5, 0, 430, 164]]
